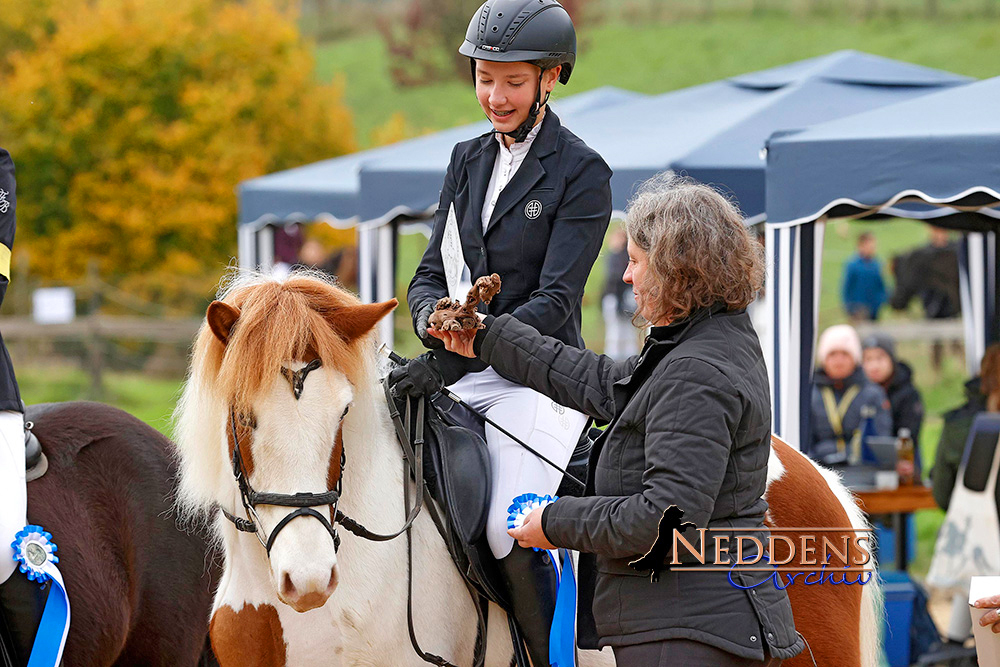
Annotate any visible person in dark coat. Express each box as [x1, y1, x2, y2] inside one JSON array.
[[391, 2, 612, 664], [931, 343, 1000, 510], [430, 174, 803, 666], [862, 332, 925, 476], [0, 148, 45, 667], [808, 324, 891, 465]]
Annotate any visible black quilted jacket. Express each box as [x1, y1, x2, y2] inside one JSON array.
[[475, 306, 803, 660], [0, 149, 22, 413]]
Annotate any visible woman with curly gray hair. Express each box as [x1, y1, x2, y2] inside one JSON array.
[[433, 174, 802, 666]]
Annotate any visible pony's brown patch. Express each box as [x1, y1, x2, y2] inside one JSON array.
[[327, 428, 344, 495], [766, 436, 864, 667], [210, 603, 286, 667], [227, 409, 257, 477], [193, 274, 396, 411]]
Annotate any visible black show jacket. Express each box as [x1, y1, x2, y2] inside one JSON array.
[[0, 149, 22, 412], [407, 111, 612, 381]]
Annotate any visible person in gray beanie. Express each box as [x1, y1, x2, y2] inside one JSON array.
[[862, 332, 925, 476]]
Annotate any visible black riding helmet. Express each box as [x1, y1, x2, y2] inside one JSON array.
[[459, 0, 576, 142]]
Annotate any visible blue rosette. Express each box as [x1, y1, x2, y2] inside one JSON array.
[[11, 525, 60, 584], [506, 492, 557, 551]]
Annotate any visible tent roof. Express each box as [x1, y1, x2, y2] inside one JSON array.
[[240, 52, 971, 227], [356, 50, 969, 222], [765, 75, 1000, 228], [237, 86, 644, 225]]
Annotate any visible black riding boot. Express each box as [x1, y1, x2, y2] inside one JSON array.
[[499, 544, 563, 667], [0, 572, 49, 667]]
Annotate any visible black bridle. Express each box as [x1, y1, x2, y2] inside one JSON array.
[[220, 358, 427, 557]]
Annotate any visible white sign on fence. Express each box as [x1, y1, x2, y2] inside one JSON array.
[[32, 287, 76, 324]]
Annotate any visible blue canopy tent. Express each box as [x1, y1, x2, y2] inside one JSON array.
[[764, 76, 1000, 450], [356, 50, 971, 224]]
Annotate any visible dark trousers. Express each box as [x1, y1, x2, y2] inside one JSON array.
[[612, 639, 782, 667]]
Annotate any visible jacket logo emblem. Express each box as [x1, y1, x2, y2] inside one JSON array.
[[524, 200, 542, 220], [0, 189, 9, 214]]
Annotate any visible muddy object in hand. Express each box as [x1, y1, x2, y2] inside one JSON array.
[[428, 274, 502, 331]]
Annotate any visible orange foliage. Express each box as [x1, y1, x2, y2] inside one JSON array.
[[0, 0, 356, 311]]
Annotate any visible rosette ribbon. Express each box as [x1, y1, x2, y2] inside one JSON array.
[[507, 494, 577, 667], [10, 525, 71, 667]]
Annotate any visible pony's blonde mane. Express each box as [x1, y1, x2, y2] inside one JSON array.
[[199, 270, 367, 411], [173, 270, 378, 519]]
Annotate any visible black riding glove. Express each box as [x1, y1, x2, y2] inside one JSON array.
[[388, 352, 445, 398], [415, 303, 444, 350]]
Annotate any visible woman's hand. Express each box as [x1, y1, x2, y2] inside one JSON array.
[[974, 593, 1000, 633], [427, 314, 485, 359], [507, 507, 556, 551]]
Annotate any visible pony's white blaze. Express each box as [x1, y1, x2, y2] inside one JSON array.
[[250, 361, 352, 612]]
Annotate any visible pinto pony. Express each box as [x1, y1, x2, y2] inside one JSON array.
[[174, 273, 880, 666]]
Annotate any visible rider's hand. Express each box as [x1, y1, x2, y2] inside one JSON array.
[[427, 328, 477, 359], [387, 352, 445, 398], [507, 507, 557, 551], [974, 593, 1000, 633], [415, 304, 444, 350]]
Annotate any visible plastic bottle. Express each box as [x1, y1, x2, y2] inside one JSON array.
[[897, 427, 915, 486]]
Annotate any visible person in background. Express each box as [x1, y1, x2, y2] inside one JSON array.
[[841, 231, 887, 322], [808, 324, 892, 464], [931, 343, 1000, 510], [601, 227, 638, 360], [862, 332, 925, 477]]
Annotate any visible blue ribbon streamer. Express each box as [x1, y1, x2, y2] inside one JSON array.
[[549, 549, 577, 667], [27, 576, 69, 667], [10, 525, 70, 667]]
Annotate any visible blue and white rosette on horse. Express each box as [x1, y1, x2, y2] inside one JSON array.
[[10, 525, 70, 667], [507, 493, 577, 667]]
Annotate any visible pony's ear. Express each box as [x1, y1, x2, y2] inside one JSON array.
[[207, 301, 241, 345], [325, 299, 398, 342]]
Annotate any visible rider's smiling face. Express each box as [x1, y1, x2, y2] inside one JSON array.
[[475, 60, 559, 139]]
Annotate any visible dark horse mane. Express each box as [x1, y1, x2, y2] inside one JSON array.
[[25, 401, 218, 666]]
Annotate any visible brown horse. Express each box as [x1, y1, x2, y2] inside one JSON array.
[[24, 401, 218, 666]]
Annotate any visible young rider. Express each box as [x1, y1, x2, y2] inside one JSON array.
[[0, 149, 45, 667], [391, 1, 613, 664]]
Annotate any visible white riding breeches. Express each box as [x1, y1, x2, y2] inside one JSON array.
[[447, 368, 588, 559], [0, 410, 26, 583]]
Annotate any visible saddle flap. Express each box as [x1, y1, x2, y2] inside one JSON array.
[[428, 418, 491, 545]]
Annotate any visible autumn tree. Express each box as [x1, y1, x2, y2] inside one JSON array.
[[0, 0, 356, 311]]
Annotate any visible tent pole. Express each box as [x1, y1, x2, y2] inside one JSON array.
[[376, 223, 395, 348]]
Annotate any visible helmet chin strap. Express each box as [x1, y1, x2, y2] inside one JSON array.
[[496, 69, 550, 143]]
